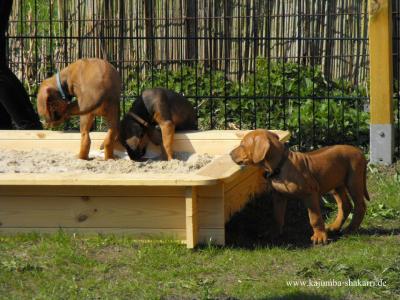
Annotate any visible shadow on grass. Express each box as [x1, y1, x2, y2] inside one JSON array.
[[258, 292, 333, 300], [225, 195, 315, 249], [261, 292, 330, 300], [225, 193, 400, 250], [163, 292, 332, 300]]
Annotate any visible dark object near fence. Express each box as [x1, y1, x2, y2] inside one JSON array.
[[0, 0, 42, 130]]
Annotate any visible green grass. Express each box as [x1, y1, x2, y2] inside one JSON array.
[[1, 165, 399, 299]]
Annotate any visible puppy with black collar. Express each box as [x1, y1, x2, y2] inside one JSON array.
[[120, 88, 197, 160], [37, 58, 121, 160]]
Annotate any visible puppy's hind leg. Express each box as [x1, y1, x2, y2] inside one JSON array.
[[79, 114, 95, 160], [326, 186, 353, 233], [159, 120, 175, 161], [103, 107, 120, 160], [344, 169, 367, 233]]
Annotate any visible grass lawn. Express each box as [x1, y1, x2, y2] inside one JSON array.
[[0, 164, 399, 299]]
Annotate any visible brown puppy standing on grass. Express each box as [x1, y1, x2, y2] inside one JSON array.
[[37, 58, 121, 160], [230, 129, 369, 245]]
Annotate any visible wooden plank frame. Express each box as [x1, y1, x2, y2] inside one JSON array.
[[0, 130, 290, 248], [185, 187, 198, 249], [368, 0, 394, 164]]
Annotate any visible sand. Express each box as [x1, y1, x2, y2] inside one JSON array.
[[0, 149, 214, 174]]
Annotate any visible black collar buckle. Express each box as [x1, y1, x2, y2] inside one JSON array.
[[263, 144, 289, 179]]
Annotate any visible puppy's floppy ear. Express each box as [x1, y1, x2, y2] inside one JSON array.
[[252, 135, 269, 164], [37, 85, 51, 116], [269, 131, 280, 140], [265, 133, 285, 169]]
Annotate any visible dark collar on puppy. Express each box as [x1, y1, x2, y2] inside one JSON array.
[[263, 144, 290, 179], [56, 72, 72, 101], [127, 111, 150, 128]]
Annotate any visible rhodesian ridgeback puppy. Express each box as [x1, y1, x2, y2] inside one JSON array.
[[37, 58, 121, 160], [230, 129, 369, 245], [120, 88, 197, 160]]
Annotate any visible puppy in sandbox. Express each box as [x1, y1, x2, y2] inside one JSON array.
[[120, 88, 197, 161], [230, 129, 370, 245], [37, 58, 121, 160]]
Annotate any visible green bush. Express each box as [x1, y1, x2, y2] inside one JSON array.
[[125, 58, 369, 149]]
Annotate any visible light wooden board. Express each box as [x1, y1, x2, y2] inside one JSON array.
[[0, 192, 225, 237], [0, 186, 185, 197], [185, 187, 198, 248], [0, 129, 290, 155], [197, 192, 225, 229], [0, 173, 217, 186], [0, 196, 186, 229], [0, 129, 289, 141], [0, 192, 226, 248], [224, 168, 265, 222], [224, 165, 260, 191], [197, 155, 241, 180]]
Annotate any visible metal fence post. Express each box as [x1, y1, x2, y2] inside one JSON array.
[[369, 0, 394, 165]]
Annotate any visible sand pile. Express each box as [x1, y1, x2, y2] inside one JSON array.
[[0, 149, 214, 174]]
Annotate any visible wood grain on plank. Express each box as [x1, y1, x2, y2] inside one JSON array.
[[0, 196, 186, 229]]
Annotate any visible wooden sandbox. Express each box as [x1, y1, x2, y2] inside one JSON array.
[[0, 130, 289, 248]]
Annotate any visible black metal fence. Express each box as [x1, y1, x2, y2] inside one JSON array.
[[7, 0, 372, 150]]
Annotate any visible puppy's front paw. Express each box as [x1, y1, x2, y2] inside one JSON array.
[[78, 153, 90, 160], [311, 230, 328, 245], [104, 154, 115, 160]]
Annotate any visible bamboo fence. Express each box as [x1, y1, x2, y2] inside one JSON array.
[[7, 0, 370, 91]]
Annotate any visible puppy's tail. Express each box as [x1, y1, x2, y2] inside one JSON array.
[[364, 163, 370, 201]]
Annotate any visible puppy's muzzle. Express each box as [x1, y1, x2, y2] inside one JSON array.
[[126, 147, 145, 160], [229, 147, 244, 164]]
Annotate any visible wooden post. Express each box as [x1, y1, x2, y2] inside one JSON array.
[[185, 186, 198, 249], [368, 0, 394, 164]]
